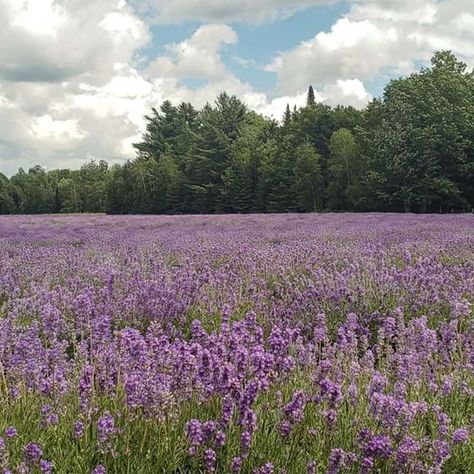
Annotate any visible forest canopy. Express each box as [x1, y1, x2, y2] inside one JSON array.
[[1, 51, 473, 215]]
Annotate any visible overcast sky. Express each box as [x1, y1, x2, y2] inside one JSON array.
[[1, 0, 473, 175]]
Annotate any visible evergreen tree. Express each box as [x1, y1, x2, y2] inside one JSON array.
[[0, 172, 16, 214], [292, 143, 323, 212], [223, 115, 276, 213], [185, 93, 248, 213], [306, 85, 316, 107], [327, 129, 359, 210], [1, 51, 473, 216], [283, 104, 292, 126]]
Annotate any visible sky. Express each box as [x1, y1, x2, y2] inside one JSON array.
[[0, 0, 473, 175]]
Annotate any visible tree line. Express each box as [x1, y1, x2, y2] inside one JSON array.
[[1, 51, 473, 215]]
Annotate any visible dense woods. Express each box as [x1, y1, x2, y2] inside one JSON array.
[[1, 51, 473, 215]]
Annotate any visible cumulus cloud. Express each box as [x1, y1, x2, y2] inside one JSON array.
[[321, 79, 372, 108], [268, 0, 474, 97], [255, 92, 309, 120], [0, 0, 148, 84], [0, 1, 270, 175], [267, 16, 412, 94], [0, 0, 153, 174], [144, 24, 321, 120], [138, 0, 337, 24], [255, 79, 372, 119], [350, 0, 474, 63], [1, 0, 474, 175], [147, 25, 238, 82]]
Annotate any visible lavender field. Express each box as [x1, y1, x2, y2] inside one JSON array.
[[0, 214, 473, 474]]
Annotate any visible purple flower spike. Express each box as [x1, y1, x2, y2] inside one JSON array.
[[231, 457, 242, 473], [24, 442, 43, 463], [74, 420, 85, 439], [40, 460, 53, 474], [5, 427, 17, 439], [452, 428, 469, 445], [97, 412, 116, 446], [254, 462, 274, 474], [204, 448, 216, 472]]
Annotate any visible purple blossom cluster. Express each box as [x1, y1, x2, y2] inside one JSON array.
[[0, 213, 472, 473]]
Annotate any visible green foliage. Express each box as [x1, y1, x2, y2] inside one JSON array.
[[327, 129, 359, 210], [359, 51, 474, 212], [292, 143, 323, 212], [0, 172, 17, 213], [0, 51, 473, 215], [306, 85, 316, 107], [186, 93, 249, 213], [222, 115, 276, 213]]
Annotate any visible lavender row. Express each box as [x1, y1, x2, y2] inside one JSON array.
[[0, 213, 472, 473]]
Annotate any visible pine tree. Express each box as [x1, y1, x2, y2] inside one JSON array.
[[292, 143, 323, 212], [283, 104, 291, 126], [306, 85, 316, 106]]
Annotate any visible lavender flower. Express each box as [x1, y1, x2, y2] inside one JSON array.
[[396, 436, 420, 465], [41, 404, 59, 427], [74, 420, 85, 439], [434, 440, 450, 465], [24, 442, 43, 463], [327, 448, 346, 473], [186, 419, 203, 446], [360, 457, 374, 474], [230, 457, 242, 473], [215, 430, 226, 447], [241, 431, 251, 456], [97, 412, 116, 446], [0, 214, 473, 473], [91, 465, 106, 474], [39, 460, 53, 474], [279, 420, 292, 437], [284, 390, 306, 422], [452, 428, 469, 445], [362, 433, 392, 459], [204, 448, 216, 472], [4, 427, 16, 439], [254, 462, 274, 474]]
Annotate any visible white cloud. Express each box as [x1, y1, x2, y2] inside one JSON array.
[[321, 79, 372, 108], [451, 12, 474, 34], [1, 0, 474, 176], [10, 0, 66, 37], [349, 0, 438, 24], [31, 115, 84, 140], [139, 23, 265, 112], [254, 79, 372, 119], [256, 92, 309, 119], [0, 4, 262, 174], [267, 16, 411, 94], [0, 0, 154, 174], [140, 0, 337, 24], [267, 0, 474, 98], [100, 10, 147, 45], [0, 0, 149, 84], [147, 25, 237, 82]]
